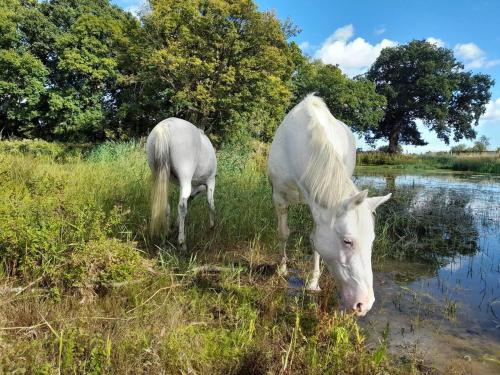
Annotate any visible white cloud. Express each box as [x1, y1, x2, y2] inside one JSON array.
[[454, 42, 484, 60], [374, 27, 386, 35], [482, 98, 500, 121], [426, 37, 445, 48], [299, 41, 312, 51], [453, 42, 500, 69], [331, 24, 354, 42], [314, 24, 397, 77]]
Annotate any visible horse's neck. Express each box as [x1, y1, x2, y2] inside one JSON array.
[[316, 114, 356, 176], [302, 111, 358, 209]]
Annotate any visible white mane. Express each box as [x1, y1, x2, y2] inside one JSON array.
[[300, 94, 357, 208]]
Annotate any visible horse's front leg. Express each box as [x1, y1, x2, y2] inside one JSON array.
[[178, 180, 192, 251], [273, 192, 290, 276], [307, 250, 322, 292], [206, 178, 216, 229]]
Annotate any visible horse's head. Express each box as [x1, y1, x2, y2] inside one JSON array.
[[312, 190, 391, 316]]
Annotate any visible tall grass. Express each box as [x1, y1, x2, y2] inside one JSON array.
[[449, 156, 500, 173]]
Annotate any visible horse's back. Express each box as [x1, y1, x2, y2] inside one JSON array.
[[147, 118, 216, 181]]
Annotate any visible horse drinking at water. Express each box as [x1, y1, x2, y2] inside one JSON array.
[[147, 118, 217, 250], [268, 94, 391, 316]]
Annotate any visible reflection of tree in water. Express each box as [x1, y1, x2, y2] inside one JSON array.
[[374, 180, 479, 265], [383, 173, 396, 192]]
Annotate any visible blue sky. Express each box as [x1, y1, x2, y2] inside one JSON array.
[[114, 0, 500, 152]]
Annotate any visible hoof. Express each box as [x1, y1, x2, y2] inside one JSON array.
[[179, 242, 187, 252], [306, 282, 321, 292], [278, 263, 288, 276]]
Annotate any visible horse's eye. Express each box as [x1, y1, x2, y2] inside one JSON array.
[[343, 239, 353, 247]]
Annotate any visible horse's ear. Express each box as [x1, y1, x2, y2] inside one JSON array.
[[340, 189, 368, 214], [366, 193, 392, 212]]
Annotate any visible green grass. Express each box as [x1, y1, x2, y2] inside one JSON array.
[[0, 140, 472, 374]]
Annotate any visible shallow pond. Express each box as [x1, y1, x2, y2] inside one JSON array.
[[355, 172, 500, 373]]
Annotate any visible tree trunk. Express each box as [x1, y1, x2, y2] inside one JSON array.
[[388, 128, 400, 154]]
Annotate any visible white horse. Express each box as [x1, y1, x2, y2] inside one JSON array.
[[268, 94, 391, 316], [147, 118, 217, 250]]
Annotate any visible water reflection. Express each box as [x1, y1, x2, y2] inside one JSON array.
[[362, 177, 480, 265], [354, 172, 500, 373]]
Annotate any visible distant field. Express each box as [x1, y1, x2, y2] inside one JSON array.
[[357, 151, 500, 174]]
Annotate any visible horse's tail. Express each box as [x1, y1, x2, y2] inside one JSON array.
[[149, 124, 170, 237]]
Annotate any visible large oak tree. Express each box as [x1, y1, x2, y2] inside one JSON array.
[[367, 40, 494, 153]]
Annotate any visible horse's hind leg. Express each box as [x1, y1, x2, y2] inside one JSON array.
[[178, 179, 192, 251], [165, 202, 171, 232], [206, 178, 215, 229], [273, 191, 290, 275]]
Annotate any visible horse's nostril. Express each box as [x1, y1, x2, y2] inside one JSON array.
[[356, 302, 363, 312]]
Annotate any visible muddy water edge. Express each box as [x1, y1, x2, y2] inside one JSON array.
[[354, 172, 500, 374]]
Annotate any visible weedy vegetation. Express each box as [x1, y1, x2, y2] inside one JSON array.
[[0, 140, 483, 374]]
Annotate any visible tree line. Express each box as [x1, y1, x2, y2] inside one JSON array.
[[451, 135, 495, 153], [0, 0, 494, 151]]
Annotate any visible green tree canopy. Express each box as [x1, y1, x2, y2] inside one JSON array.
[[1, 0, 304, 142], [292, 60, 386, 133], [119, 0, 300, 143], [37, 0, 139, 140], [450, 144, 467, 153], [470, 135, 490, 152], [0, 0, 139, 140], [367, 40, 494, 153], [0, 0, 48, 136]]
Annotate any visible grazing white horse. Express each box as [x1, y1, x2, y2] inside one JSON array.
[[268, 94, 391, 316], [147, 118, 217, 250]]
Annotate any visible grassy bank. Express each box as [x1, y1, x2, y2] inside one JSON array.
[[357, 151, 500, 174], [0, 139, 476, 374]]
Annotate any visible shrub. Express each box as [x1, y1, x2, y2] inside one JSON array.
[[65, 239, 151, 297], [0, 141, 150, 289], [357, 150, 500, 174], [356, 151, 420, 166], [450, 144, 467, 153], [377, 144, 403, 153]]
